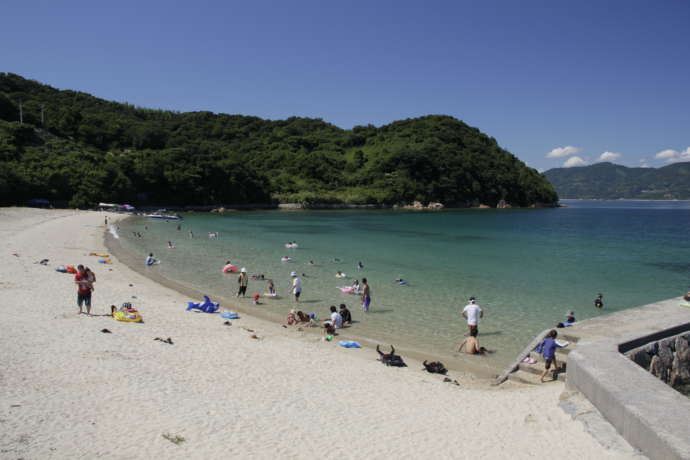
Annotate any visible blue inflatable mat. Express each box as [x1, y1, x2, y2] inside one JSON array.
[[339, 341, 361, 348]]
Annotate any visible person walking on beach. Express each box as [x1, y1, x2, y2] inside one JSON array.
[[594, 293, 604, 309], [361, 278, 371, 312], [291, 272, 302, 302], [462, 297, 482, 334], [539, 329, 567, 382], [237, 268, 249, 298], [75, 264, 93, 315]]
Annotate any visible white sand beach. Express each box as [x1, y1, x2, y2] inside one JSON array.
[[0, 208, 643, 459]]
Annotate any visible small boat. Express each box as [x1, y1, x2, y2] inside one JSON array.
[[145, 210, 182, 220]]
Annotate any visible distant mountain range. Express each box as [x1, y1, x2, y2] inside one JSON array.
[[544, 162, 690, 200]]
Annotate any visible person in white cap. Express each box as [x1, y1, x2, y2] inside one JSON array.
[[462, 296, 483, 334], [237, 268, 248, 297], [291, 271, 302, 302]]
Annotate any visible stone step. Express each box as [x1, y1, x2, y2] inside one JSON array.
[[508, 368, 566, 385]]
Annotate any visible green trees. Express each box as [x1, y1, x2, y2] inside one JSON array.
[[0, 73, 558, 208]]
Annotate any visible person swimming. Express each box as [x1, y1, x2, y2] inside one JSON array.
[[167, 241, 175, 249], [357, 261, 364, 270]]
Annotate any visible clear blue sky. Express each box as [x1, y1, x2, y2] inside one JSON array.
[[3, 0, 689, 170]]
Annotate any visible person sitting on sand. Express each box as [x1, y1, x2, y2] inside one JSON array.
[[296, 310, 309, 323], [286, 310, 297, 326], [339, 303, 352, 325], [539, 329, 567, 383], [145, 253, 157, 266], [457, 329, 488, 355], [323, 305, 343, 331]]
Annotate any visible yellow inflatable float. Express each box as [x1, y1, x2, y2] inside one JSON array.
[[114, 311, 142, 323], [112, 303, 143, 323], [90, 253, 110, 257]]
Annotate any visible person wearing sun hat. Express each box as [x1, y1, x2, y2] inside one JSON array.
[[462, 296, 483, 334], [237, 267, 248, 298], [291, 271, 302, 302]]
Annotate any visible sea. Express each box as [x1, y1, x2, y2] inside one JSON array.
[[113, 200, 690, 372]]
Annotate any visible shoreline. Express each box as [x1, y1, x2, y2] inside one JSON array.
[[0, 207, 643, 459], [106, 216, 501, 379]]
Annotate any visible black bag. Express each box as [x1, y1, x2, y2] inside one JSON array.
[[423, 360, 448, 375]]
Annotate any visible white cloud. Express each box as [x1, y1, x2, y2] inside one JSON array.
[[639, 159, 651, 168], [563, 156, 587, 167], [655, 147, 690, 163], [546, 146, 582, 158], [596, 151, 622, 162]]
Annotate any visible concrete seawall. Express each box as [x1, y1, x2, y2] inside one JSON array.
[[565, 298, 690, 460]]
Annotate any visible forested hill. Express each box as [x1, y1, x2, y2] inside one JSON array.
[[544, 162, 690, 199], [0, 73, 557, 208]]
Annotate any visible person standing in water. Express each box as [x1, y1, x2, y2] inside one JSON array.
[[361, 278, 371, 312], [594, 293, 604, 309], [462, 296, 483, 334], [237, 268, 249, 298], [291, 272, 302, 302]]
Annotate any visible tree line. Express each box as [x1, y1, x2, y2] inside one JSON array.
[[0, 73, 558, 208]]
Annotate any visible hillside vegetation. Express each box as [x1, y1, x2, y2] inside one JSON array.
[[0, 73, 557, 208], [545, 162, 690, 200]]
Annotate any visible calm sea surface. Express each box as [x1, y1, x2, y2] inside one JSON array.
[[116, 200, 690, 370]]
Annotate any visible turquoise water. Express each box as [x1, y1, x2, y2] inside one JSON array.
[[116, 201, 690, 369]]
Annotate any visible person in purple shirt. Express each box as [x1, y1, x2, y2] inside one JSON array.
[[540, 329, 567, 382]]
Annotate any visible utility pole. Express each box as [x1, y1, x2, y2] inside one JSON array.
[[19, 101, 23, 124], [41, 104, 45, 126]]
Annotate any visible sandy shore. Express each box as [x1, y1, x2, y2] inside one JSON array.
[[0, 208, 643, 459]]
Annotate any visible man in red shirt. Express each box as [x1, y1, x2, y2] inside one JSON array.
[[75, 264, 93, 315]]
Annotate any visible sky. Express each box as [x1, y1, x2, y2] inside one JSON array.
[[2, 0, 689, 171]]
